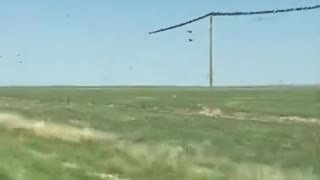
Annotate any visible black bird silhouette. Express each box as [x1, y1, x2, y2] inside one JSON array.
[[188, 39, 193, 42], [187, 30, 192, 33]]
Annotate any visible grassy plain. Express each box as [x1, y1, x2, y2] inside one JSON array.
[[0, 86, 319, 180]]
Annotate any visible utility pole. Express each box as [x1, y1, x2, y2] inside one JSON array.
[[209, 15, 213, 87], [149, 5, 320, 87]]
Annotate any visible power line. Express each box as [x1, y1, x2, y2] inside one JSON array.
[[148, 4, 320, 87], [149, 4, 320, 34]]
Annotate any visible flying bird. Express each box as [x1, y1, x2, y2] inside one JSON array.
[[188, 39, 193, 42], [187, 30, 192, 33]]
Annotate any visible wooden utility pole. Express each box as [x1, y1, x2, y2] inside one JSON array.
[[209, 15, 213, 87]]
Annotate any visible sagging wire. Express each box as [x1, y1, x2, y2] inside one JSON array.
[[149, 4, 320, 34]]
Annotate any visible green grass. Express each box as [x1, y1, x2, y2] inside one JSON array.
[[0, 86, 319, 180]]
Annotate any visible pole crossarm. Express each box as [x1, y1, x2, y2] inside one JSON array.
[[149, 4, 320, 34]]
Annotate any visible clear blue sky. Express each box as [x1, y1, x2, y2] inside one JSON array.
[[0, 0, 319, 86]]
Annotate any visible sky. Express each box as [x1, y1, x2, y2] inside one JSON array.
[[0, 0, 319, 86]]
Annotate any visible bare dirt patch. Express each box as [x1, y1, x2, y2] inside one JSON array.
[[196, 106, 320, 126], [90, 172, 130, 180], [27, 149, 58, 160], [106, 104, 115, 108], [68, 119, 91, 128], [199, 106, 222, 117], [135, 96, 156, 100], [62, 162, 79, 169], [0, 97, 17, 100]]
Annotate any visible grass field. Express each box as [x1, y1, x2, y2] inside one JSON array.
[[0, 86, 319, 180]]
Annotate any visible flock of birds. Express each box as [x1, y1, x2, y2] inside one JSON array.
[[187, 30, 194, 42], [183, 16, 267, 43]]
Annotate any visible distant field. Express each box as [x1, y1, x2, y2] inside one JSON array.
[[0, 86, 319, 180]]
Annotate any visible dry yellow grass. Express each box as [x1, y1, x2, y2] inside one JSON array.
[[0, 113, 117, 143]]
